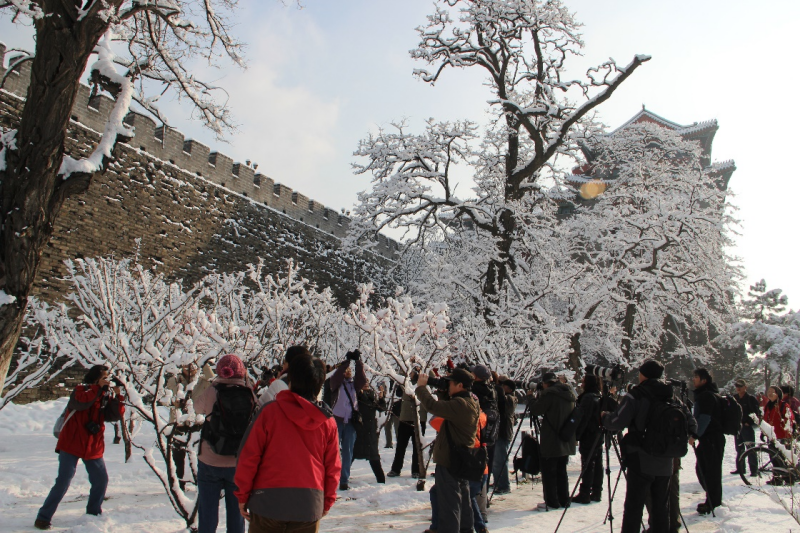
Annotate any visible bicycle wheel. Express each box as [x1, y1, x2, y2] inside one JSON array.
[[738, 445, 793, 487]]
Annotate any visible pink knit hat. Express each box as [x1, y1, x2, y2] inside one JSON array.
[[216, 354, 245, 379]]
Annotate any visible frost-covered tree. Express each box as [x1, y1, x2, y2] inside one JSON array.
[[0, 0, 269, 393], [345, 283, 450, 489], [348, 0, 649, 316], [11, 256, 351, 526], [393, 121, 740, 376], [724, 280, 800, 389], [558, 123, 740, 370]]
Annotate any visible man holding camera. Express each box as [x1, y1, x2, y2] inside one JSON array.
[[330, 349, 367, 491], [527, 372, 577, 511], [601, 360, 674, 533], [417, 368, 480, 533], [36, 365, 125, 530], [167, 362, 213, 491]]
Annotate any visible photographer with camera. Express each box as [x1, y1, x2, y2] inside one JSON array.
[[417, 368, 481, 533], [167, 362, 213, 491], [601, 360, 677, 533], [388, 370, 423, 479], [643, 378, 697, 533], [527, 372, 577, 512], [572, 374, 603, 504], [35, 365, 125, 530], [330, 349, 367, 491], [492, 379, 518, 495]]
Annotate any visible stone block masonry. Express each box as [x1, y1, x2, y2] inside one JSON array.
[[0, 43, 398, 403]]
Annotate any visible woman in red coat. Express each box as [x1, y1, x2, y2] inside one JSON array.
[[35, 365, 125, 530], [763, 386, 794, 441]]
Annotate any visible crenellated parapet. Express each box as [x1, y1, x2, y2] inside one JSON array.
[[0, 42, 399, 260]]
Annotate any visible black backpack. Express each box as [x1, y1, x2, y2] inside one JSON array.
[[513, 433, 541, 476], [481, 407, 501, 446], [718, 394, 743, 436], [201, 384, 257, 456], [444, 420, 487, 482], [476, 384, 500, 446], [633, 387, 689, 458]]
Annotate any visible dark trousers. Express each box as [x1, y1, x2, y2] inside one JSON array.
[[370, 459, 386, 483], [37, 451, 108, 522], [391, 422, 419, 474], [734, 424, 757, 475], [197, 461, 244, 533], [468, 474, 488, 530], [540, 455, 569, 508], [622, 453, 669, 533], [646, 459, 680, 532], [578, 438, 604, 499], [172, 428, 190, 488], [434, 464, 472, 533], [696, 432, 725, 508]]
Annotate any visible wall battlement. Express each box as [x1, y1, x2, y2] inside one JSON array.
[[0, 43, 399, 259]]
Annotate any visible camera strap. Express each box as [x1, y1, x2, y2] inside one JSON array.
[[342, 381, 359, 412]]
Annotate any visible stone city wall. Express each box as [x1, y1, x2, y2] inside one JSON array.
[[0, 44, 398, 403]]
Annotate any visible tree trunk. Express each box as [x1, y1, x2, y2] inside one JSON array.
[[481, 209, 516, 315], [568, 331, 582, 373], [620, 301, 637, 362], [0, 11, 109, 392]]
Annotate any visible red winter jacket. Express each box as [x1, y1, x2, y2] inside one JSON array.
[[764, 400, 794, 440], [56, 384, 125, 460], [235, 389, 341, 522]]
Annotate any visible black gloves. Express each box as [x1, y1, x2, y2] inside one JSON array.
[[346, 349, 361, 362]]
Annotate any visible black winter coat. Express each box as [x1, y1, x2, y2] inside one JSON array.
[[498, 392, 518, 441], [353, 388, 381, 461], [602, 379, 674, 477], [575, 391, 602, 452], [693, 381, 723, 438]]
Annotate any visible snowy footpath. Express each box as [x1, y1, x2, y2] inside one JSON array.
[[1, 399, 797, 532]]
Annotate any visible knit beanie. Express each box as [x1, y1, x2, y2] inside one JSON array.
[[216, 354, 245, 379], [639, 360, 664, 380], [471, 364, 492, 381]]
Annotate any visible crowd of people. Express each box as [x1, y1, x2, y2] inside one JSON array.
[[31, 347, 800, 533]]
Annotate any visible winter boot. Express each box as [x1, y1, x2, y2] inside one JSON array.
[[571, 493, 591, 504]]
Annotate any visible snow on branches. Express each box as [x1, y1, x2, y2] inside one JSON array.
[[350, 0, 648, 309], [10, 256, 351, 527], [721, 280, 800, 387], [345, 284, 451, 395]]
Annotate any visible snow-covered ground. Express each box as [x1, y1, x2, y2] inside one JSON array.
[[0, 399, 797, 532]]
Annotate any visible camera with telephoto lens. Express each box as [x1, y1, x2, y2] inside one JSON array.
[[427, 376, 449, 389], [668, 378, 687, 391], [585, 364, 624, 382], [111, 376, 124, 387], [514, 379, 543, 392], [345, 349, 361, 361]]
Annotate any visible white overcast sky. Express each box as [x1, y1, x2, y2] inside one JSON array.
[[1, 0, 798, 304]]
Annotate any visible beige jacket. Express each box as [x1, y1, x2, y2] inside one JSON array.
[[167, 364, 214, 425]]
